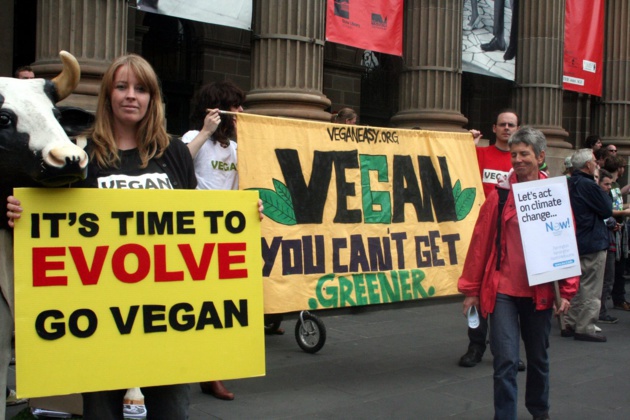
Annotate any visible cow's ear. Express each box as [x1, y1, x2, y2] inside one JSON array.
[[57, 106, 95, 137]]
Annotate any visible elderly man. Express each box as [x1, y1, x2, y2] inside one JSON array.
[[563, 149, 613, 342]]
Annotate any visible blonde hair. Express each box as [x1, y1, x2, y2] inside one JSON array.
[[89, 54, 169, 168]]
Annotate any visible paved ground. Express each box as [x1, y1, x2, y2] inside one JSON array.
[[8, 290, 630, 419], [462, 0, 515, 80]]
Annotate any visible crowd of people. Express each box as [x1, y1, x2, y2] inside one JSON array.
[[4, 51, 630, 420]]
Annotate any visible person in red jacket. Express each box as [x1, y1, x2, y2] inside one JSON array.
[[458, 126, 578, 420]]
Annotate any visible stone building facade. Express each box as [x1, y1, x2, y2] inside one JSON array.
[[2, 0, 629, 176]]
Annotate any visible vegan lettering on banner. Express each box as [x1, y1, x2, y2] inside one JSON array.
[[237, 113, 485, 314], [563, 0, 604, 96], [326, 0, 403, 56], [14, 189, 264, 397]]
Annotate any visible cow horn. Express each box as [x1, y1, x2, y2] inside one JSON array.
[[51, 50, 81, 102]]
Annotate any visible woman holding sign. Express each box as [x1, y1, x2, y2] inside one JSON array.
[[458, 126, 578, 420], [8, 54, 196, 419], [76, 53, 197, 420]]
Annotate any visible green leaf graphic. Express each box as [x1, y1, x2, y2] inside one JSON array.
[[272, 178, 294, 207], [453, 179, 462, 200], [455, 188, 476, 221], [252, 188, 297, 225]]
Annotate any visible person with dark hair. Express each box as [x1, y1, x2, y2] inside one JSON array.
[[459, 126, 577, 419], [181, 80, 245, 401], [14, 66, 35, 79], [597, 168, 619, 325], [331, 107, 357, 125], [182, 81, 245, 191], [584, 134, 603, 151], [602, 156, 630, 312], [594, 147, 610, 168]]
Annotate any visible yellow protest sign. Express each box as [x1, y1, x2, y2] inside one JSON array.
[[237, 113, 484, 314], [14, 188, 264, 397]]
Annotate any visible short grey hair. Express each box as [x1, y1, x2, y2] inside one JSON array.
[[508, 126, 547, 156], [571, 149, 594, 170]]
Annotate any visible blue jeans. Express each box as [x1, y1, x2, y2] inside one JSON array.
[[83, 384, 190, 420], [490, 294, 551, 420]]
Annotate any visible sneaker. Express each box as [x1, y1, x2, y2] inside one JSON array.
[[6, 389, 27, 406], [458, 348, 483, 367], [594, 325, 602, 332], [123, 404, 147, 418], [598, 315, 618, 324], [613, 301, 630, 311]]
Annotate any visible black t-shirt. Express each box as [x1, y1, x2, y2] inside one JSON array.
[[77, 138, 197, 191], [1, 138, 196, 230]]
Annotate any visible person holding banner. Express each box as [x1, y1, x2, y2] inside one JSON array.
[[331, 108, 357, 125], [8, 53, 197, 419], [182, 81, 244, 191], [459, 110, 523, 370], [182, 80, 245, 401], [458, 127, 577, 420]]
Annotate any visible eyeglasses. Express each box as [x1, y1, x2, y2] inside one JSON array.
[[609, 149, 617, 153], [497, 123, 517, 128]]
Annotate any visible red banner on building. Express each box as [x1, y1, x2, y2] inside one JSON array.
[[326, 0, 403, 56], [563, 0, 604, 96]]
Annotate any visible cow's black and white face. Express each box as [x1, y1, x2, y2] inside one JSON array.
[[0, 77, 88, 186]]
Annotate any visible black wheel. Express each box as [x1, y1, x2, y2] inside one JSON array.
[[264, 314, 284, 335], [294, 311, 326, 353]]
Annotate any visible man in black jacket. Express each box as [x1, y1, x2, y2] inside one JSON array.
[[563, 148, 613, 342]]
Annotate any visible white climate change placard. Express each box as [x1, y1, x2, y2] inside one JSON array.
[[512, 176, 581, 286]]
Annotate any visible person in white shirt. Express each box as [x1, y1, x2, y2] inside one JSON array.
[[181, 80, 245, 401]]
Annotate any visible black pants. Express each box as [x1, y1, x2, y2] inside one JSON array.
[[467, 315, 488, 354]]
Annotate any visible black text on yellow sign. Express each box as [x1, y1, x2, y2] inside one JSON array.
[[30, 210, 251, 340]]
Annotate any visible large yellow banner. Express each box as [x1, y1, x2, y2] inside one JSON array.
[[237, 113, 484, 314], [14, 189, 264, 397]]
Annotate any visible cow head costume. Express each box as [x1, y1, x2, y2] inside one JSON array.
[[0, 51, 88, 186]]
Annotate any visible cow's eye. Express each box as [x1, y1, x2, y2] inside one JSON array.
[[0, 112, 13, 127]]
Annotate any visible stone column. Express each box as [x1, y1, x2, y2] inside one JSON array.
[[0, 2, 15, 76], [31, 0, 128, 111], [596, 0, 630, 153], [246, 0, 331, 121], [390, 0, 468, 131], [513, 0, 570, 148]]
